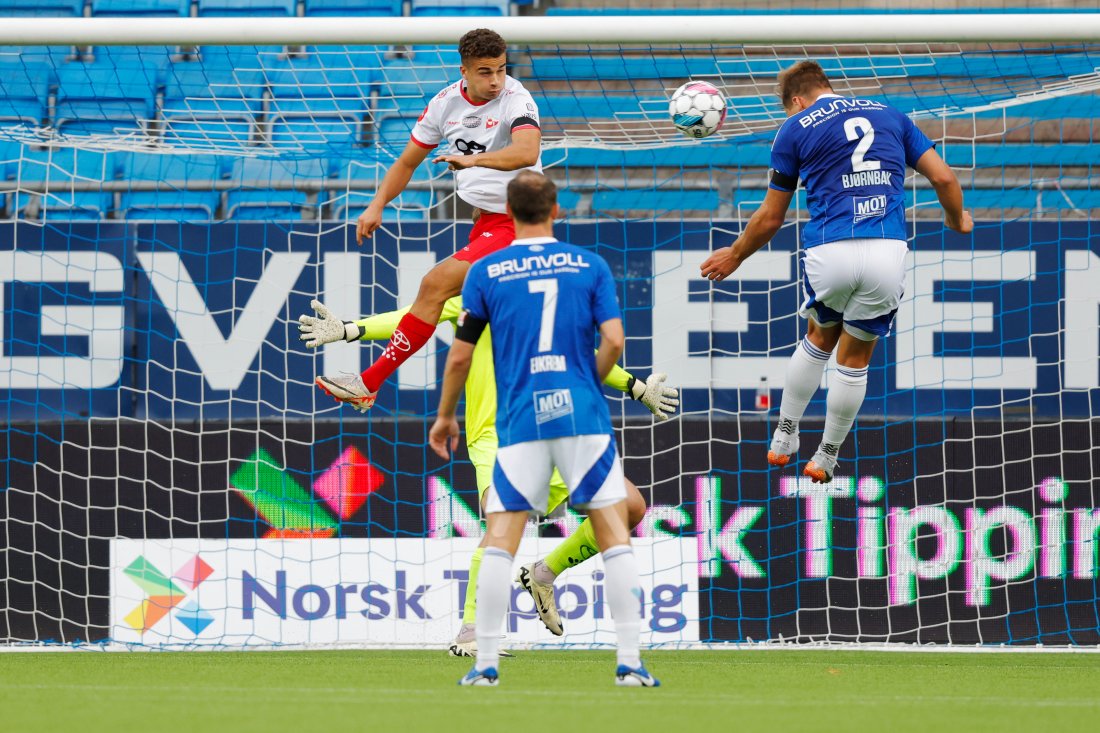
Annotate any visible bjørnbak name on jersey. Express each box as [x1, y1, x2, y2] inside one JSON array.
[[533, 388, 574, 424], [529, 354, 567, 374], [485, 251, 590, 280], [798, 97, 887, 128], [843, 171, 893, 189]]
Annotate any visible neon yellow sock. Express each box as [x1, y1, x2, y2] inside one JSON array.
[[462, 547, 484, 626], [542, 519, 600, 576]]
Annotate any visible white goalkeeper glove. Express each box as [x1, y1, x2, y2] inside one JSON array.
[[297, 299, 363, 349], [629, 372, 679, 421]]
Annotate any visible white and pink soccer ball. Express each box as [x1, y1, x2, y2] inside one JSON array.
[[669, 80, 727, 139]]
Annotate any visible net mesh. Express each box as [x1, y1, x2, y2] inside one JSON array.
[[0, 35, 1099, 648]]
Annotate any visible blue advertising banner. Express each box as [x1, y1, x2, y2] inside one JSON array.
[[0, 220, 1097, 420]]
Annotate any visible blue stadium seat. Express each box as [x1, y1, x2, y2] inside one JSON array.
[[55, 52, 162, 135], [377, 57, 454, 117], [328, 188, 432, 222], [0, 61, 51, 124], [11, 147, 117, 220], [304, 0, 401, 15], [375, 116, 422, 153], [197, 0, 296, 16], [591, 189, 721, 215], [0, 46, 75, 65], [0, 0, 84, 16], [411, 0, 508, 16], [266, 55, 378, 151], [91, 0, 190, 16], [226, 158, 328, 220], [198, 45, 288, 71], [161, 63, 265, 148], [119, 152, 229, 220]]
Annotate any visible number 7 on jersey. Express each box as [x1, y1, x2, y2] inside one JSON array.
[[528, 278, 558, 352]]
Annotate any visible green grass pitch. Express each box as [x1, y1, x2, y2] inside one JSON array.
[[2, 650, 1098, 733]]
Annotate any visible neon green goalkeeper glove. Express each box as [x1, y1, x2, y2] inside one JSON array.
[[297, 299, 364, 348], [629, 372, 680, 421]]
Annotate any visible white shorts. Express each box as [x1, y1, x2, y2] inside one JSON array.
[[485, 434, 626, 515], [799, 238, 908, 340]]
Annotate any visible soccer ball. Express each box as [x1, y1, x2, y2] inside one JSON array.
[[669, 80, 727, 139]]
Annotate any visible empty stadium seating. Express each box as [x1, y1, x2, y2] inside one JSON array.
[[90, 0, 190, 16], [0, 0, 84, 16], [304, 0, 403, 15]]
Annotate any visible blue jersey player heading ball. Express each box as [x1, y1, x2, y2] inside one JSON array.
[[701, 60, 973, 484], [430, 171, 658, 689]]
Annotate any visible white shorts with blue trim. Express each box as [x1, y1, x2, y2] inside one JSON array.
[[799, 238, 908, 340], [485, 434, 626, 515]]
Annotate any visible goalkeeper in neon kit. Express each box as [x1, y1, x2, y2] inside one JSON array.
[[299, 297, 678, 655]]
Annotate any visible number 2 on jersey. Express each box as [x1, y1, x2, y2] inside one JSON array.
[[843, 116, 881, 172], [528, 278, 558, 352]]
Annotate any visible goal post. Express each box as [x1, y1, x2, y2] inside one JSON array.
[[0, 15, 1098, 650]]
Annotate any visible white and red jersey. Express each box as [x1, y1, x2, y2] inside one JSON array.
[[410, 75, 543, 214]]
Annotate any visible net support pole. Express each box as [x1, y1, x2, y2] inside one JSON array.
[[0, 14, 1099, 46]]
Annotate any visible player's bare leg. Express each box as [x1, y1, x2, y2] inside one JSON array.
[[805, 327, 876, 484], [316, 257, 470, 410], [769, 319, 840, 467], [518, 478, 647, 636], [587, 500, 659, 687]]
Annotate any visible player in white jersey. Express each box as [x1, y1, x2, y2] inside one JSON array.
[[315, 28, 543, 412], [701, 60, 973, 483]]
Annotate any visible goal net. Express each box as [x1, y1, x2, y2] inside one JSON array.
[[1, 15, 1098, 649]]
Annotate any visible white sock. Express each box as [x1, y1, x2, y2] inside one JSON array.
[[475, 547, 513, 672], [778, 337, 831, 433], [820, 365, 868, 454], [602, 545, 642, 669]]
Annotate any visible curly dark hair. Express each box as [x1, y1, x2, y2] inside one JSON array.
[[776, 60, 833, 109], [458, 28, 507, 64]]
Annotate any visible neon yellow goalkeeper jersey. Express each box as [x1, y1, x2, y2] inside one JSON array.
[[352, 297, 634, 446]]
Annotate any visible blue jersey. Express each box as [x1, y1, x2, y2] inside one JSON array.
[[769, 94, 935, 247], [461, 237, 621, 447]]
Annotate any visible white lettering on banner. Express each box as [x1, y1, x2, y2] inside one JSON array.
[[895, 251, 1037, 389], [321, 252, 362, 379], [138, 251, 309, 391], [653, 249, 793, 389], [1064, 249, 1100, 388], [0, 251, 124, 389], [109, 538, 699, 647]]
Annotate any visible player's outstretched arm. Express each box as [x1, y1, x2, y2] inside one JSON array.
[[604, 364, 679, 422], [433, 128, 541, 172], [595, 318, 625, 382], [701, 188, 793, 281], [297, 297, 463, 348], [430, 338, 476, 459], [914, 148, 973, 235], [356, 140, 432, 244]]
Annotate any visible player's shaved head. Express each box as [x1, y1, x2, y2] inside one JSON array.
[[459, 28, 507, 64], [777, 60, 833, 110], [507, 171, 557, 225]]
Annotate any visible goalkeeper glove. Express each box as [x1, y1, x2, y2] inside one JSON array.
[[628, 372, 679, 421], [297, 299, 364, 349]]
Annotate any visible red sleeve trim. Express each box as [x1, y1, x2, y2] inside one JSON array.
[[410, 134, 438, 150], [511, 124, 539, 133]]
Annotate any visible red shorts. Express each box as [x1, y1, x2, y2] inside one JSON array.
[[453, 212, 515, 263]]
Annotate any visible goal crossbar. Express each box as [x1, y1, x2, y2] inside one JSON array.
[[1, 14, 1099, 46]]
